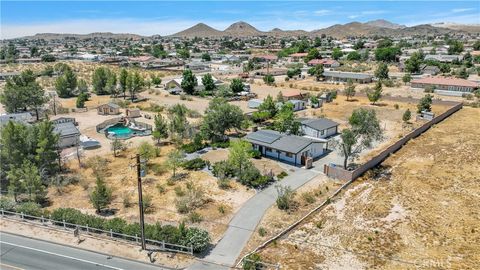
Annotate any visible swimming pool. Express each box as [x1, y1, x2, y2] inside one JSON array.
[[106, 123, 133, 139]]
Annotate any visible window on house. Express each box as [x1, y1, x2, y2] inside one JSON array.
[[285, 152, 293, 158], [321, 130, 325, 135], [266, 147, 272, 152]]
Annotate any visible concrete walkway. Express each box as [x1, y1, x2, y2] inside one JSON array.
[[188, 167, 319, 269]]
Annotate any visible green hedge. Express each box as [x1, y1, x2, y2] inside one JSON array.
[[47, 208, 211, 253]]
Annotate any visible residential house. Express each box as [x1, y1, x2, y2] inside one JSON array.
[[286, 100, 306, 111], [307, 59, 340, 68], [300, 118, 339, 139], [248, 99, 264, 109], [52, 118, 81, 149], [282, 89, 303, 100], [322, 71, 373, 84], [245, 129, 327, 165], [0, 112, 34, 126], [421, 65, 441, 75], [410, 76, 478, 96], [253, 68, 288, 76], [97, 103, 121, 115], [424, 54, 463, 63], [126, 108, 141, 118]]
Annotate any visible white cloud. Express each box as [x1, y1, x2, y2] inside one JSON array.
[[0, 18, 340, 39], [314, 9, 331, 16], [452, 8, 474, 13], [348, 15, 360, 19], [347, 10, 387, 20]]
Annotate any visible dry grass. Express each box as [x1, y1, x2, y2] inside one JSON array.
[[257, 107, 480, 269]]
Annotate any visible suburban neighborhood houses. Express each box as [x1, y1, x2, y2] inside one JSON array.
[[1, 1, 480, 270]]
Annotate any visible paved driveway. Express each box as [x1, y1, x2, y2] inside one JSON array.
[[188, 167, 319, 269]]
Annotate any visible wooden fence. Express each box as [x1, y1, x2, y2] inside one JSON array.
[[325, 102, 463, 181]]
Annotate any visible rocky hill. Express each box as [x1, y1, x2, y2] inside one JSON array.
[[366, 19, 406, 29], [22, 32, 143, 40], [170, 23, 224, 38], [224, 21, 264, 37]]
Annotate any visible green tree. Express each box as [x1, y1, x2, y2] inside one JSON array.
[[228, 140, 252, 179], [181, 69, 197, 95], [201, 98, 244, 142], [111, 138, 125, 157], [77, 79, 88, 93], [375, 62, 389, 80], [456, 68, 469, 79], [417, 94, 433, 113], [447, 40, 463, 55], [138, 142, 158, 163], [258, 95, 277, 118], [127, 71, 144, 101], [375, 47, 400, 62], [305, 48, 320, 62], [152, 44, 166, 58], [404, 52, 424, 74], [201, 53, 211, 61], [76, 92, 88, 108], [263, 74, 275, 85], [273, 102, 300, 135], [92, 67, 110, 95], [402, 74, 412, 85], [276, 91, 284, 103], [105, 72, 118, 97], [344, 79, 356, 101], [153, 113, 169, 145], [346, 51, 361, 61], [150, 74, 162, 86], [201, 73, 216, 92], [35, 120, 60, 176], [367, 81, 383, 105], [337, 108, 383, 169], [166, 150, 185, 178], [230, 78, 245, 93], [332, 48, 343, 60], [119, 68, 129, 98], [312, 64, 324, 81], [402, 109, 411, 123], [0, 121, 29, 181], [89, 177, 112, 213], [168, 104, 189, 140], [8, 160, 45, 203]]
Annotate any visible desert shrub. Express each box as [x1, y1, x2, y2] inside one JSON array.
[[181, 227, 211, 253], [217, 204, 226, 214], [15, 202, 43, 217], [243, 253, 262, 270], [188, 211, 203, 223], [86, 156, 109, 179], [302, 192, 316, 204], [211, 141, 230, 149], [156, 184, 166, 194], [258, 227, 267, 237], [180, 94, 187, 100], [143, 194, 154, 214], [122, 194, 132, 208], [212, 160, 236, 179], [181, 142, 203, 153], [217, 178, 231, 189], [276, 185, 296, 210], [187, 109, 202, 118], [394, 104, 399, 110], [182, 158, 206, 171], [174, 186, 185, 197], [277, 171, 288, 179], [249, 149, 262, 159], [0, 197, 16, 211], [48, 208, 210, 252], [150, 163, 168, 176], [382, 79, 394, 87]]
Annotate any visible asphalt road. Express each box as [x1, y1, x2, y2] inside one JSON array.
[[0, 232, 169, 270], [188, 166, 319, 269]]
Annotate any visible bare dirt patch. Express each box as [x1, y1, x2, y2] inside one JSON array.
[[257, 107, 480, 269]]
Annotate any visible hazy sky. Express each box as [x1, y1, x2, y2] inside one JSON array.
[[1, 1, 479, 38]]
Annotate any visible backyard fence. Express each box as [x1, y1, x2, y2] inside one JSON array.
[[324, 102, 463, 181], [0, 209, 193, 255]]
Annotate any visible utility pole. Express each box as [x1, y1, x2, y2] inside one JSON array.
[[136, 154, 146, 250]]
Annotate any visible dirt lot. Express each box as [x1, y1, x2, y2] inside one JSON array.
[[256, 107, 480, 269], [51, 146, 255, 243]]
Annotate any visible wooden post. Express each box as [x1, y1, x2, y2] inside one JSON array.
[[137, 154, 146, 250]]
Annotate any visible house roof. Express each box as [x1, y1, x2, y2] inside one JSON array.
[[290, 53, 308, 57], [300, 118, 339, 131], [105, 102, 120, 109], [282, 89, 302, 97], [245, 130, 324, 154], [0, 112, 34, 126], [323, 71, 373, 80], [411, 76, 478, 88], [307, 59, 338, 65], [54, 122, 80, 137]]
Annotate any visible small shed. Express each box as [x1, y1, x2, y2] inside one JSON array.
[[97, 103, 120, 115], [126, 108, 141, 118], [288, 100, 306, 111]]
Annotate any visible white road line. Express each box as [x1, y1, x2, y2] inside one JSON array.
[[0, 241, 124, 270]]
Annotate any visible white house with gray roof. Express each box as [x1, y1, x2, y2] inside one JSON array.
[[245, 130, 327, 165], [300, 118, 339, 139], [52, 118, 80, 149], [322, 71, 373, 84]]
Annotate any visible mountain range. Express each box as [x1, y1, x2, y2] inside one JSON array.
[[19, 20, 480, 40]]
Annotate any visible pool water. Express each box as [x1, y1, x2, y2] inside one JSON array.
[[106, 124, 133, 138]]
